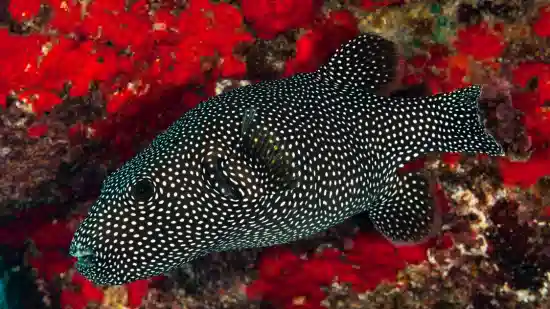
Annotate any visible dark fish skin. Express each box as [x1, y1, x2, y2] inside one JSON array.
[[69, 33, 504, 285]]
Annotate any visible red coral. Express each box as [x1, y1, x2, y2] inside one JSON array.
[[533, 5, 550, 37], [73, 273, 105, 302], [510, 64, 550, 172], [0, 205, 63, 248], [61, 273, 104, 309], [20, 90, 62, 115], [247, 233, 432, 308], [54, 0, 252, 157], [126, 279, 150, 308], [454, 22, 505, 61], [85, 4, 152, 48], [8, 0, 42, 22], [27, 124, 49, 138], [512, 62, 550, 109], [284, 29, 322, 74], [407, 54, 429, 71], [30, 219, 75, 249], [0, 29, 47, 103], [240, 0, 321, 39], [496, 87, 550, 187], [47, 0, 85, 33], [60, 290, 89, 309], [522, 105, 550, 149], [35, 39, 116, 96], [106, 88, 135, 114], [441, 153, 462, 167], [284, 9, 359, 75], [29, 251, 75, 281], [427, 44, 451, 69], [248, 247, 339, 308], [89, 0, 127, 13], [247, 185, 453, 307], [403, 44, 472, 94], [499, 148, 550, 188], [91, 85, 213, 161], [512, 62, 550, 90], [0, 206, 80, 282], [1, 0, 252, 115], [539, 78, 550, 106], [220, 54, 247, 79], [513, 90, 550, 141], [29, 217, 79, 280]]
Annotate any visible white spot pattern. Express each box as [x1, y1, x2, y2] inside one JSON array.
[[69, 33, 504, 285]]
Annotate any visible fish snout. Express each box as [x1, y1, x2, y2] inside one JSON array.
[[69, 241, 96, 266]]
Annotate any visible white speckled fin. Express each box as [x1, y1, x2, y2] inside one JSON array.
[[239, 108, 298, 191], [385, 85, 505, 169], [202, 108, 297, 200], [427, 86, 504, 155], [318, 33, 399, 93], [367, 172, 441, 245]]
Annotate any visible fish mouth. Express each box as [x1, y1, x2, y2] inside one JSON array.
[[69, 243, 96, 266]]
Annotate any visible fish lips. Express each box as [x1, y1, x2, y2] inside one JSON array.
[[69, 242, 96, 267]]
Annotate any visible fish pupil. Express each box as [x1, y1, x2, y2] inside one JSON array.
[[133, 179, 154, 201]]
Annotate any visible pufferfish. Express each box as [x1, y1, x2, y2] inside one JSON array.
[[69, 33, 504, 285]]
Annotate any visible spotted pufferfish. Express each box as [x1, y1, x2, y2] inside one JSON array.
[[69, 33, 504, 285]]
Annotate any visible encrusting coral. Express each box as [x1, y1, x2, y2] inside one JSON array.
[[0, 0, 549, 308]]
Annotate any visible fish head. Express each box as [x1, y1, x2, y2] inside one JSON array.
[[69, 104, 296, 285], [68, 129, 237, 285]]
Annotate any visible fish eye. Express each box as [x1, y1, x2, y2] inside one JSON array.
[[132, 179, 155, 201]]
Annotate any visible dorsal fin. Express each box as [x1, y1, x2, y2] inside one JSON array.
[[318, 33, 400, 93]]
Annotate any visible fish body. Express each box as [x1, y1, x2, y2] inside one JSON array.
[[70, 33, 504, 285]]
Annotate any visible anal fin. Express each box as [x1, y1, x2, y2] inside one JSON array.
[[367, 172, 441, 245]]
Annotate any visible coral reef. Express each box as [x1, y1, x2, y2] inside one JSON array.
[[0, 0, 549, 308]]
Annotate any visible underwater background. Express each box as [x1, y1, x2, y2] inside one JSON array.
[[0, 0, 549, 308]]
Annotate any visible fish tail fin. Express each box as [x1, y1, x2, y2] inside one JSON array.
[[389, 85, 504, 168], [431, 85, 504, 156]]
